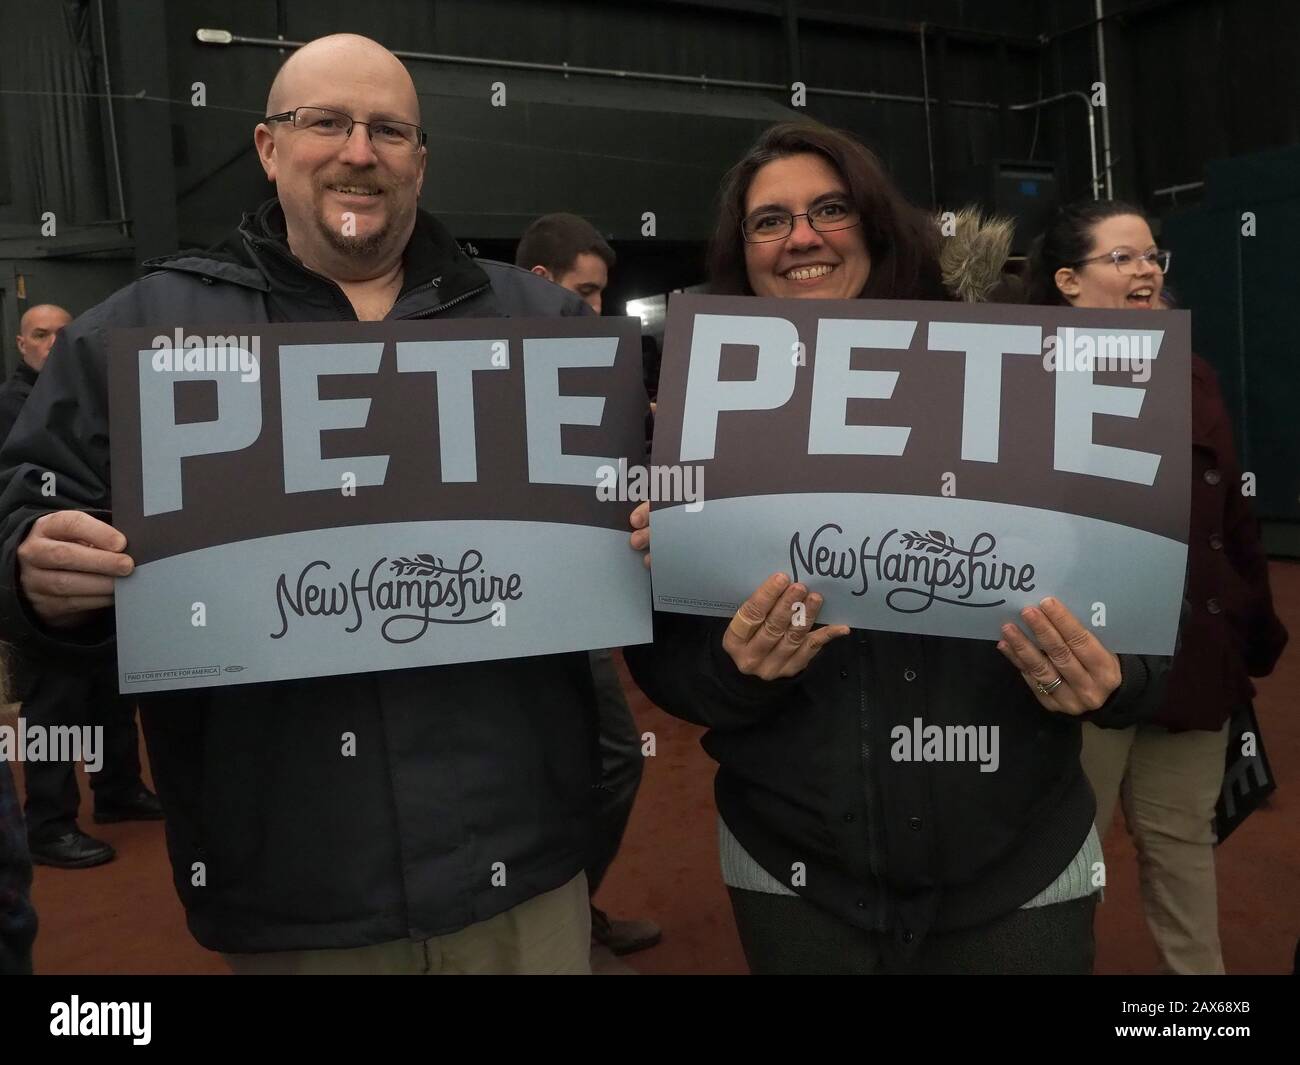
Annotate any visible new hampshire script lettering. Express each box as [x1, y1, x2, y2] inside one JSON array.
[[789, 522, 1037, 613], [272, 549, 524, 644]]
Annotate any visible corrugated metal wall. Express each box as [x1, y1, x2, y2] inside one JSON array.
[[8, 1, 1297, 251], [157, 0, 1049, 248], [5, 1, 1298, 238]]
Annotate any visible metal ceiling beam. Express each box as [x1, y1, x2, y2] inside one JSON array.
[[636, 0, 1042, 51]]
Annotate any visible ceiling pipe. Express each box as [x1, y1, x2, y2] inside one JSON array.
[[1009, 91, 1101, 199], [195, 28, 1005, 111], [1094, 0, 1114, 198], [197, 28, 1102, 198]]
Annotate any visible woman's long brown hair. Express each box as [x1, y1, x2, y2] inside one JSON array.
[[707, 121, 946, 301]]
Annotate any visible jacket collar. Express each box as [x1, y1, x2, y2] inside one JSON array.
[[10, 360, 39, 387], [143, 198, 490, 308]]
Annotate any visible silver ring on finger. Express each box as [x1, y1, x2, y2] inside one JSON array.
[[1035, 675, 1065, 696]]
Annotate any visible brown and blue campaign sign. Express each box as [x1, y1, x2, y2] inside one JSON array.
[[649, 294, 1191, 654], [108, 317, 652, 692]]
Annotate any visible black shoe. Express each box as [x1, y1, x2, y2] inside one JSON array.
[[29, 830, 116, 869], [591, 905, 662, 956], [93, 787, 164, 824]]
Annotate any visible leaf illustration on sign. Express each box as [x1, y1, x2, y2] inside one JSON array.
[[900, 529, 954, 554], [391, 554, 446, 577]]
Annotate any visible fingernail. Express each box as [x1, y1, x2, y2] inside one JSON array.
[[1041, 596, 1057, 608]]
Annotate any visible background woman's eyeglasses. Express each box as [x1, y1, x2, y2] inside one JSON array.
[[742, 200, 861, 243], [264, 106, 426, 153], [1074, 248, 1172, 276]]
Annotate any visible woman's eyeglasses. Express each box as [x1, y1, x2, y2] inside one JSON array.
[[1073, 247, 1172, 276], [742, 200, 861, 243]]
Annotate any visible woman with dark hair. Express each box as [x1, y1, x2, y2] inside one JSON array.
[[1024, 200, 1288, 974], [1023, 199, 1157, 308], [705, 122, 947, 303], [625, 122, 1170, 974]]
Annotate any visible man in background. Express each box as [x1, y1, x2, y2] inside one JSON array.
[[0, 304, 70, 438], [3, 304, 162, 870], [516, 212, 613, 314], [517, 214, 661, 957]]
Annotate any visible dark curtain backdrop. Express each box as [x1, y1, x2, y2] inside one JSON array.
[[0, 0, 109, 226]]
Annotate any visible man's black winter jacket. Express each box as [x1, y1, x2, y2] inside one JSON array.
[[0, 200, 600, 953]]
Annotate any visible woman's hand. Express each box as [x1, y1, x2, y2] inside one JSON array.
[[629, 501, 650, 569], [627, 508, 847, 679], [723, 573, 850, 680], [997, 597, 1122, 714]]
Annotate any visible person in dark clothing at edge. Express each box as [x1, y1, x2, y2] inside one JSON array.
[[516, 213, 662, 956], [0, 308, 64, 974], [0, 35, 606, 974], [0, 656, 36, 975], [624, 121, 1173, 975], [3, 305, 165, 872]]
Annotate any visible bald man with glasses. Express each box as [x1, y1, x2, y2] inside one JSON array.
[[0, 35, 603, 973]]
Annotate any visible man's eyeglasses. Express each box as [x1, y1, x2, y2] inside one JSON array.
[[742, 200, 861, 243], [1073, 247, 1172, 276], [264, 106, 426, 153]]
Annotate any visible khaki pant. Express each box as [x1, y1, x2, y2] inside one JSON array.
[[1081, 722, 1230, 974], [225, 873, 591, 975]]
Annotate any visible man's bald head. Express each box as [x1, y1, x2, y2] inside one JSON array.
[[16, 303, 71, 372], [266, 34, 420, 125], [254, 33, 427, 284]]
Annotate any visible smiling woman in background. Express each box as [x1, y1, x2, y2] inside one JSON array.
[[626, 123, 1171, 975], [1024, 200, 1289, 974]]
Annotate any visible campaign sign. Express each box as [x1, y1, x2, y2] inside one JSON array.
[[108, 317, 652, 692], [648, 294, 1191, 654]]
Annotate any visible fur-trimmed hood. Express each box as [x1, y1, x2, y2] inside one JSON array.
[[937, 207, 1018, 303]]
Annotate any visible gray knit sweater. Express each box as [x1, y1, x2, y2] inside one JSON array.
[[719, 815, 1102, 909]]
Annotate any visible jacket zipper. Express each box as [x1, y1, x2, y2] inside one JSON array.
[[246, 234, 488, 320], [399, 281, 490, 319], [244, 235, 357, 319], [859, 639, 887, 929]]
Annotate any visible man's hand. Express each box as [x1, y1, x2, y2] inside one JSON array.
[[629, 501, 650, 569], [723, 573, 849, 681], [16, 511, 134, 628], [997, 596, 1122, 714]]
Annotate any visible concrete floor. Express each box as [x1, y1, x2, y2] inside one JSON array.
[[12, 560, 1299, 975]]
